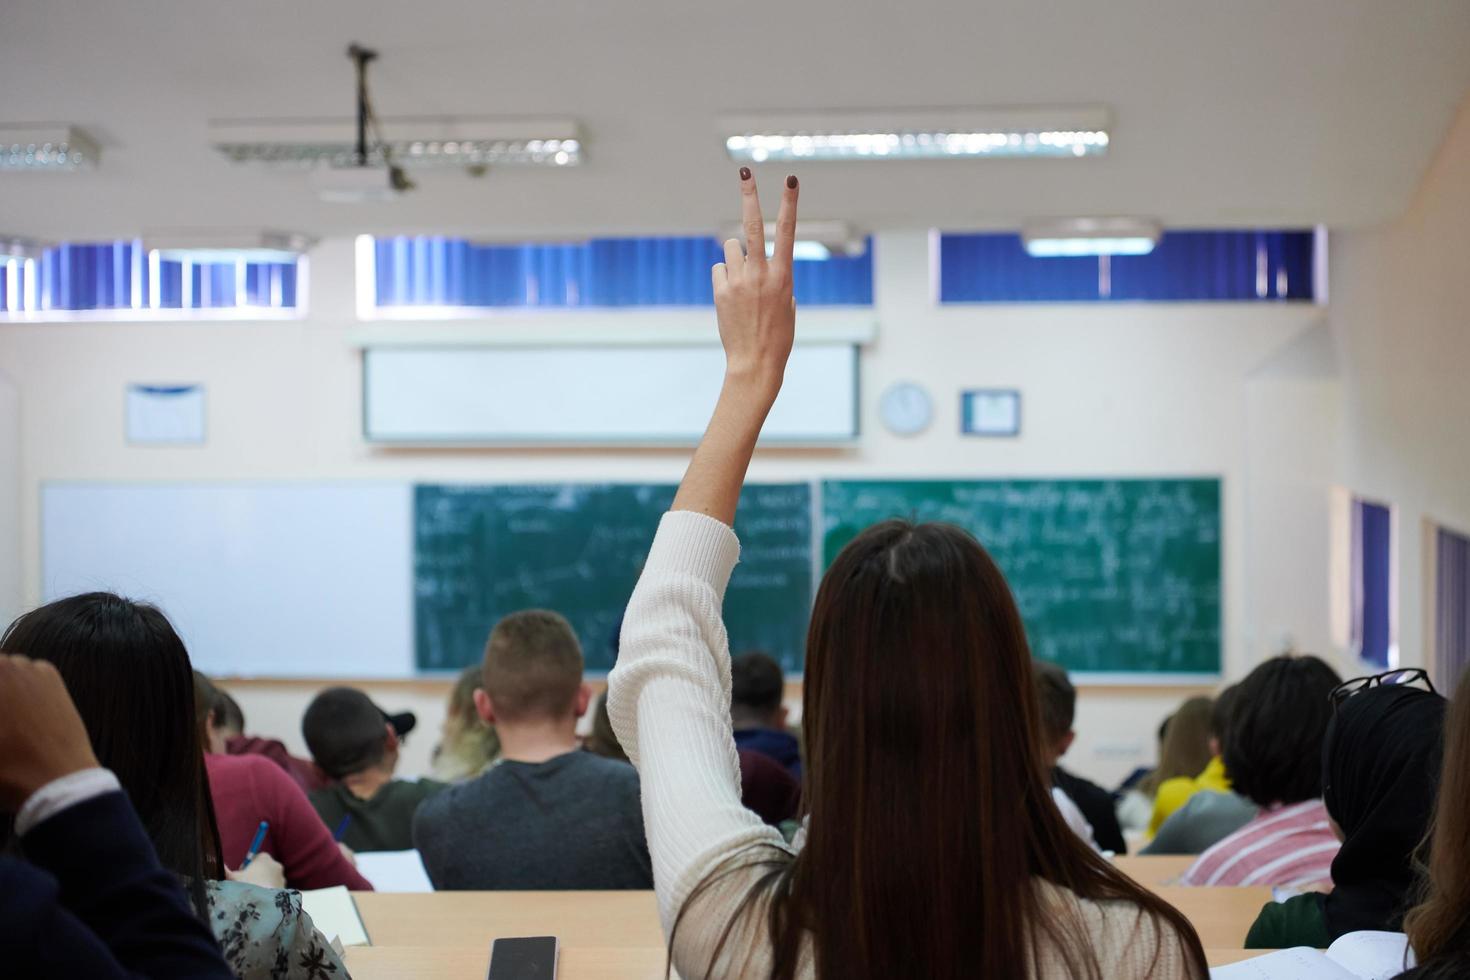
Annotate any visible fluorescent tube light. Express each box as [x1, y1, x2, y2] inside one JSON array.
[[0, 125, 100, 171], [144, 229, 316, 262], [0, 237, 48, 260], [209, 118, 583, 170], [722, 107, 1109, 162], [719, 220, 866, 260], [1022, 218, 1161, 257]]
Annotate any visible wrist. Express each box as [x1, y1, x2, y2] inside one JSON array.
[[721, 365, 783, 406]]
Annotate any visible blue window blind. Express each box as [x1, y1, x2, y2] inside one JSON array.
[[1434, 526, 1470, 688], [0, 241, 300, 316], [1352, 498, 1394, 669], [370, 235, 873, 310], [938, 230, 1316, 303]]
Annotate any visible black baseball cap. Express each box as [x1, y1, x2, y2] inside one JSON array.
[[302, 686, 416, 779]]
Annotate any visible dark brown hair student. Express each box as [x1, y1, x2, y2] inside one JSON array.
[[674, 520, 1209, 979], [1402, 669, 1470, 977]]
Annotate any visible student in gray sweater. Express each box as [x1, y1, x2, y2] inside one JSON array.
[[412, 609, 652, 890]]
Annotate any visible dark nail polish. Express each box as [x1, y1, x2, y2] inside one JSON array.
[[739, 166, 752, 181], [786, 175, 798, 189]]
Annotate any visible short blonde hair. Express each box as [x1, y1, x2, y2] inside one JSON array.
[[481, 609, 584, 722]]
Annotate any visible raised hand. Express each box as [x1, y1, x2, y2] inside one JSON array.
[[711, 167, 799, 401], [671, 169, 801, 525], [0, 654, 101, 811]]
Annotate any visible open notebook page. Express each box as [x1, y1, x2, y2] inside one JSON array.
[[299, 885, 371, 947], [1209, 932, 1412, 980]]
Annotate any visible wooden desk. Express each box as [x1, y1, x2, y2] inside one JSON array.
[[355, 891, 664, 949], [345, 946, 669, 979], [1114, 854, 1197, 886], [1153, 886, 1270, 948], [353, 887, 1268, 962], [343, 946, 1269, 978]]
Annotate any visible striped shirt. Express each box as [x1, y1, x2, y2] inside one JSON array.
[[1178, 799, 1339, 888]]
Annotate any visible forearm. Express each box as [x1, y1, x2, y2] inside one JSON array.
[[671, 375, 778, 525]]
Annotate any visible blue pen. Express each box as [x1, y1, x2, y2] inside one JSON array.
[[241, 821, 269, 868], [332, 815, 352, 842]]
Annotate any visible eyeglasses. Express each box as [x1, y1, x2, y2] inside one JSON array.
[[1329, 668, 1435, 710]]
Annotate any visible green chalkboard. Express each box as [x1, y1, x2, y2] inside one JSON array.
[[821, 479, 1222, 675], [414, 483, 812, 673]]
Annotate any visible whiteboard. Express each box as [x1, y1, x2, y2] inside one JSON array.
[[363, 343, 858, 445], [41, 483, 413, 677]]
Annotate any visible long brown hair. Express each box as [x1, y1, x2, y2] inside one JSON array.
[[1138, 695, 1214, 798], [675, 521, 1207, 979], [1404, 669, 1470, 967]]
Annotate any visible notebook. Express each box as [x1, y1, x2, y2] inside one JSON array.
[[298, 885, 371, 947], [353, 849, 434, 893], [1209, 932, 1413, 980]]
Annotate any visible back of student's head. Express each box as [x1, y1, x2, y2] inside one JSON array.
[[1320, 682, 1446, 936], [1223, 653, 1342, 808], [1405, 669, 1470, 969], [481, 609, 583, 723], [731, 650, 785, 727], [1139, 696, 1213, 797], [742, 520, 1207, 979], [1031, 658, 1076, 752], [303, 686, 391, 779], [0, 592, 221, 907]]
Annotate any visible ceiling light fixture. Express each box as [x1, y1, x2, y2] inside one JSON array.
[[0, 125, 101, 171], [143, 229, 316, 263], [1022, 218, 1161, 257], [722, 107, 1109, 163], [210, 118, 584, 170]]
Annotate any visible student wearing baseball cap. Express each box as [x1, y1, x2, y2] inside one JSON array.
[[304, 686, 447, 853]]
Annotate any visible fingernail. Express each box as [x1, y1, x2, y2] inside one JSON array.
[[786, 175, 798, 189], [739, 166, 752, 181]]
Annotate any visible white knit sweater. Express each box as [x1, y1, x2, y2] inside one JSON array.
[[607, 510, 1201, 980]]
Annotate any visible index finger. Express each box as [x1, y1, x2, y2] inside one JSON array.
[[738, 167, 767, 268], [771, 174, 799, 269]]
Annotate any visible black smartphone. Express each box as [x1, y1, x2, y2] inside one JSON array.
[[487, 936, 559, 980]]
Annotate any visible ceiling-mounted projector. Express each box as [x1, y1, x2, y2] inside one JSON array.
[[310, 165, 410, 204]]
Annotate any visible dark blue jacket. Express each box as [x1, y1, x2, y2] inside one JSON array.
[[734, 728, 803, 781], [1, 789, 231, 979]]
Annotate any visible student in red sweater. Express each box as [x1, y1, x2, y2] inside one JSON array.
[[194, 675, 372, 892]]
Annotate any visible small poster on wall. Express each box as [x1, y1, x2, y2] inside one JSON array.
[[126, 384, 206, 445], [961, 389, 1021, 437]]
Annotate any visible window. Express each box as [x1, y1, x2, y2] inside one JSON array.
[[1432, 525, 1470, 687], [1351, 497, 1395, 668], [937, 230, 1318, 303], [0, 241, 304, 320], [360, 234, 873, 317]]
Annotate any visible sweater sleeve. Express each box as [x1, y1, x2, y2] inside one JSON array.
[[606, 511, 790, 937], [251, 758, 374, 892], [16, 790, 233, 979], [1244, 893, 1332, 949]]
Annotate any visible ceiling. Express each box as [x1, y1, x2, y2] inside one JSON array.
[[2, 0, 1469, 242]]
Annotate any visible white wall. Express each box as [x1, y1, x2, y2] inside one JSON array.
[[1331, 93, 1470, 672], [0, 231, 1344, 784]]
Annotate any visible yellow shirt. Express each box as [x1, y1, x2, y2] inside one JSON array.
[[1146, 755, 1230, 837]]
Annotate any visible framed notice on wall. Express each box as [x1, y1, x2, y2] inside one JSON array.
[[961, 389, 1021, 437]]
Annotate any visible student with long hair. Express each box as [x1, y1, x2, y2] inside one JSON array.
[[1400, 669, 1470, 978], [0, 593, 347, 980], [606, 170, 1208, 979], [1144, 696, 1218, 835], [431, 663, 501, 781], [1245, 675, 1446, 948]]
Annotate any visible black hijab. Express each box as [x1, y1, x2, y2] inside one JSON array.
[[1320, 684, 1447, 939]]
